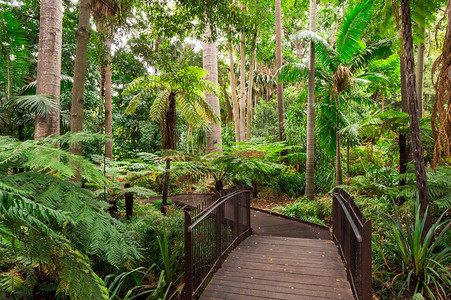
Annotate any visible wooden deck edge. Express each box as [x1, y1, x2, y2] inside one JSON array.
[[250, 206, 331, 232]]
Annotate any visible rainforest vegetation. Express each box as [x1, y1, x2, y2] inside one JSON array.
[[0, 0, 450, 299]]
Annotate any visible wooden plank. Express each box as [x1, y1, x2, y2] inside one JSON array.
[[210, 276, 353, 297], [201, 284, 353, 300], [214, 269, 351, 288]]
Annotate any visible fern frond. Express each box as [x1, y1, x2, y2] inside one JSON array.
[[150, 90, 170, 122]]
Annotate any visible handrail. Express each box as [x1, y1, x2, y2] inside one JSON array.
[[334, 192, 363, 242], [332, 188, 372, 300], [188, 190, 247, 231], [184, 187, 252, 300]]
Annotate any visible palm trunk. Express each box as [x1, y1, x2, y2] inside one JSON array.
[[400, 0, 430, 224], [305, 0, 316, 199], [34, 0, 63, 140], [275, 0, 285, 141], [346, 141, 350, 184], [69, 0, 91, 181], [228, 47, 240, 143], [203, 25, 222, 154], [335, 97, 342, 186], [239, 23, 246, 142], [245, 31, 257, 140]]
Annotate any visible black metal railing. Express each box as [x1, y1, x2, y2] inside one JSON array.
[[184, 187, 252, 300], [332, 188, 372, 300]]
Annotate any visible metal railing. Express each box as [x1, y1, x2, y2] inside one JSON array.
[[184, 187, 252, 300], [332, 188, 372, 300]]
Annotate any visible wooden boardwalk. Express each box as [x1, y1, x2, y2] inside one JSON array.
[[200, 210, 354, 300]]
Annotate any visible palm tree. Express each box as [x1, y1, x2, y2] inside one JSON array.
[[34, 0, 63, 140], [305, 0, 316, 199], [124, 65, 220, 212], [279, 0, 392, 186], [275, 0, 285, 141]]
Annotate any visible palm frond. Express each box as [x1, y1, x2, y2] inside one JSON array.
[[335, 0, 374, 63], [7, 94, 59, 117], [291, 30, 338, 71], [349, 39, 394, 71], [277, 62, 308, 83]]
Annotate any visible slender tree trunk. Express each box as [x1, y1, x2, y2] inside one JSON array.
[[346, 141, 350, 184], [34, 0, 63, 139], [239, 20, 246, 142], [203, 25, 223, 154], [124, 183, 133, 219], [305, 0, 316, 199], [6, 52, 12, 101], [416, 25, 426, 118], [432, 0, 451, 168], [275, 0, 285, 141], [246, 31, 257, 140], [104, 41, 113, 159], [69, 0, 91, 181], [228, 47, 240, 143], [335, 96, 343, 186], [398, 54, 409, 203], [400, 0, 430, 223], [220, 78, 234, 123]]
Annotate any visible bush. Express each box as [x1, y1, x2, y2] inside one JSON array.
[[376, 201, 451, 299], [273, 172, 306, 197], [271, 196, 332, 226]]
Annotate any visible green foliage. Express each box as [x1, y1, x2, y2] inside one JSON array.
[[124, 65, 220, 128], [273, 172, 306, 197], [0, 135, 143, 299], [379, 201, 450, 299], [272, 197, 331, 226]]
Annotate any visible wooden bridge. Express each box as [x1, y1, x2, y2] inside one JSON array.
[[180, 188, 372, 300]]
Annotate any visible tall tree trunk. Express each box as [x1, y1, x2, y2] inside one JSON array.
[[398, 54, 410, 204], [220, 78, 234, 123], [69, 0, 91, 181], [203, 25, 223, 154], [346, 141, 350, 184], [432, 0, 451, 168], [246, 31, 257, 140], [161, 93, 176, 214], [239, 20, 246, 142], [34, 0, 63, 139], [104, 40, 113, 159], [305, 0, 316, 199], [400, 0, 430, 223], [275, 0, 285, 141], [335, 133, 343, 186], [228, 47, 240, 143], [416, 25, 426, 118]]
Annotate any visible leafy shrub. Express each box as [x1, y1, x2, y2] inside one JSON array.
[[272, 196, 332, 226], [377, 201, 450, 299], [273, 172, 306, 197]]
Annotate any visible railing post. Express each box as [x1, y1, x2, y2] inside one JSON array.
[[184, 211, 193, 300], [247, 191, 251, 233], [215, 204, 222, 269]]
